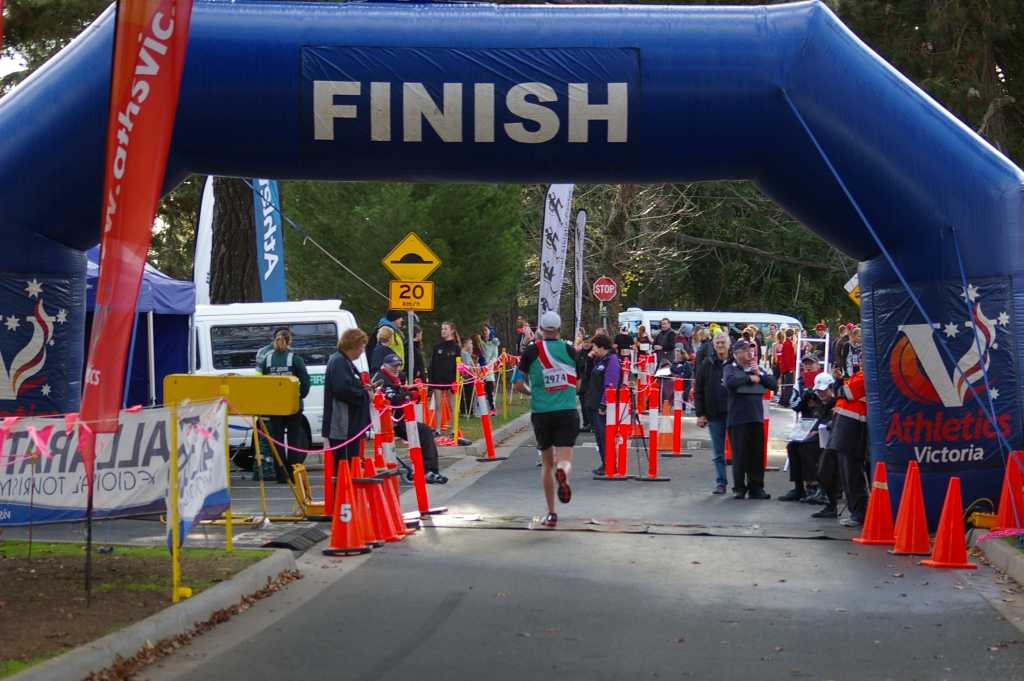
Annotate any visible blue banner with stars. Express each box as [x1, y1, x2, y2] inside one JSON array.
[[874, 277, 1020, 474], [0, 274, 81, 418]]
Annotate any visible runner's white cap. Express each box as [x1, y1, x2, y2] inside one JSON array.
[[539, 311, 562, 330], [813, 372, 835, 392]]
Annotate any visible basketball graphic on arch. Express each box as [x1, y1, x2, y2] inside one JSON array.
[[890, 335, 941, 404]]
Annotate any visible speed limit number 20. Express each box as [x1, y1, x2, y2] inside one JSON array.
[[388, 280, 435, 312]]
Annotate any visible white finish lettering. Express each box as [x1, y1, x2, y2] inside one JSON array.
[[370, 82, 391, 142], [474, 83, 495, 143], [403, 82, 463, 142], [505, 82, 559, 144], [314, 80, 360, 141], [568, 83, 628, 143]]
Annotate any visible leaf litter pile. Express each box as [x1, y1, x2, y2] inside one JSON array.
[[0, 541, 288, 678]]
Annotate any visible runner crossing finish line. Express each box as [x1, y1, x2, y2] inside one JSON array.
[[514, 311, 580, 527]]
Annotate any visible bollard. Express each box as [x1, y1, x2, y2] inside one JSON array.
[[632, 372, 647, 438], [372, 391, 386, 469], [763, 390, 778, 471], [475, 374, 507, 462], [639, 383, 670, 481], [402, 403, 447, 517], [595, 387, 619, 480], [616, 386, 633, 479], [663, 377, 686, 458], [323, 448, 336, 519], [413, 380, 425, 424]]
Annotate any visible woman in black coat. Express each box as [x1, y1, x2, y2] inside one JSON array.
[[322, 328, 372, 466]]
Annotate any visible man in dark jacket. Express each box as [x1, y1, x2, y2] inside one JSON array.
[[694, 332, 732, 494], [322, 328, 372, 469], [582, 335, 621, 476], [723, 339, 778, 499], [653, 318, 677, 365]]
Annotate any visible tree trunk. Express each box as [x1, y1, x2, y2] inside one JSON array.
[[210, 177, 261, 304]]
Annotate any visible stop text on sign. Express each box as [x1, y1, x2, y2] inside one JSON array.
[[593, 276, 618, 302]]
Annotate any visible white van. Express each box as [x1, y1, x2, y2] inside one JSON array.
[[191, 300, 367, 448], [617, 308, 803, 335]]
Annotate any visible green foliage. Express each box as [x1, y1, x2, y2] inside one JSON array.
[[839, 0, 1023, 164], [0, 0, 108, 94], [283, 182, 525, 338]]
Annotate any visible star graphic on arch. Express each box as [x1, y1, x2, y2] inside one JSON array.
[[990, 387, 1000, 401], [41, 384, 51, 397], [25, 279, 43, 299], [4, 316, 19, 332], [998, 311, 1010, 327], [56, 309, 68, 325], [960, 283, 979, 302], [943, 323, 959, 338]]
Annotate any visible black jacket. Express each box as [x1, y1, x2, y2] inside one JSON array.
[[429, 339, 460, 386], [654, 328, 676, 355], [373, 368, 414, 426], [322, 351, 370, 440], [723, 361, 778, 427], [695, 339, 713, 368], [694, 355, 729, 421]]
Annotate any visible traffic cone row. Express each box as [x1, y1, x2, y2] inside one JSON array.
[[851, 460, 976, 569], [323, 456, 415, 556]]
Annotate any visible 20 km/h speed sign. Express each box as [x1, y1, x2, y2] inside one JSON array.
[[389, 280, 435, 311]]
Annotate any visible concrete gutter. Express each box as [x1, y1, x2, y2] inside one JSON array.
[[971, 529, 1024, 586], [10, 549, 296, 681]]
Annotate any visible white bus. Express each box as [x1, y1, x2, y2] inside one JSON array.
[[617, 308, 803, 336], [191, 300, 366, 448]]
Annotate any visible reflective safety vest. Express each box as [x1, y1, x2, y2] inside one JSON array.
[[260, 351, 294, 375], [834, 371, 867, 422]]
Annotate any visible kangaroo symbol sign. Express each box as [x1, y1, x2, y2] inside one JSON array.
[[593, 276, 618, 302]]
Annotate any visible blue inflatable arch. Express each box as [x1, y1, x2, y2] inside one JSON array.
[[1, 0, 1022, 522]]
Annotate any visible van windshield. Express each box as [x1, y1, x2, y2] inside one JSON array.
[[210, 322, 338, 370]]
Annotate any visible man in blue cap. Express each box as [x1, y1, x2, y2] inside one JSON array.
[[723, 338, 778, 499]]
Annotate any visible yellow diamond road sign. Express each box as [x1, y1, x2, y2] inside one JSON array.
[[383, 232, 441, 281]]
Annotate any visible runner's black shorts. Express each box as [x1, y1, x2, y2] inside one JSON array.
[[531, 409, 579, 450]]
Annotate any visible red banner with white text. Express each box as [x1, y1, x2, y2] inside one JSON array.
[[80, 0, 193, 455]]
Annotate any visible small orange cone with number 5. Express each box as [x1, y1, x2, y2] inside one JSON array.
[[323, 459, 371, 556]]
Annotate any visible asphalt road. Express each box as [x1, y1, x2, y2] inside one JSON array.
[[139, 413, 1024, 681]]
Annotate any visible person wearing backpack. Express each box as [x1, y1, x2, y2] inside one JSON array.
[[257, 327, 311, 483]]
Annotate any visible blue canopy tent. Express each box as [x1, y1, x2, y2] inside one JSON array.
[[85, 248, 194, 406]]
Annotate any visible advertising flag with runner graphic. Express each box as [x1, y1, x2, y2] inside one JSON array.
[[80, 0, 195, 473]]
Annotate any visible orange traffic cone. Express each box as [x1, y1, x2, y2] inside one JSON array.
[[322, 459, 371, 556], [853, 462, 895, 545], [996, 451, 1024, 530], [362, 458, 402, 543], [890, 460, 931, 555], [921, 476, 977, 570], [352, 458, 385, 548]]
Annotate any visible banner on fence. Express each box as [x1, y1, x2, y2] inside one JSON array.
[[170, 399, 229, 546], [0, 406, 171, 526]]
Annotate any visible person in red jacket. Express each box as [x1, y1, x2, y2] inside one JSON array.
[[778, 328, 797, 405], [831, 369, 868, 526]]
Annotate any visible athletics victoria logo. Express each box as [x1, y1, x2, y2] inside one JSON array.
[[885, 283, 1013, 465]]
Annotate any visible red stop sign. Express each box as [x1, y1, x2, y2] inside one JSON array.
[[592, 276, 618, 302]]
